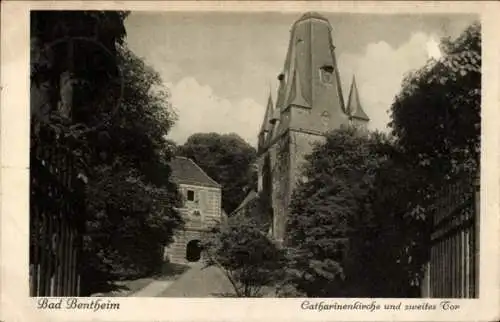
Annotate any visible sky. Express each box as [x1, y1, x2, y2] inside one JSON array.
[[124, 12, 477, 147]]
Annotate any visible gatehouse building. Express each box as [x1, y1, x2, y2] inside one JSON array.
[[164, 156, 224, 264]]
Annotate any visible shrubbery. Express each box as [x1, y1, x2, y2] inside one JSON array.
[[203, 216, 285, 297]]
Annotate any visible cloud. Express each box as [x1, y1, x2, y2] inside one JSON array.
[[338, 32, 438, 132], [166, 77, 265, 146], [166, 32, 440, 147]]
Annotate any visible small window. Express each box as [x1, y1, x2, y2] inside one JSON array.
[[322, 65, 334, 73], [193, 210, 201, 216], [320, 65, 334, 84], [187, 190, 195, 201]]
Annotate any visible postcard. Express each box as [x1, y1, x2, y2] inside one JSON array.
[[1, 1, 499, 321]]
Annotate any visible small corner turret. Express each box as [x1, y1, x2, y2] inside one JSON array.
[[346, 75, 369, 127], [257, 92, 275, 152]]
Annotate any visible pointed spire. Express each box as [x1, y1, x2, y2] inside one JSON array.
[[259, 92, 274, 134], [346, 75, 369, 121]]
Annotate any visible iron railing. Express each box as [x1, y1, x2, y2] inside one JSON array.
[[30, 143, 86, 296], [422, 174, 480, 298]]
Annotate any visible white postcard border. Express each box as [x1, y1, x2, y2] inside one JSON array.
[[1, 1, 499, 322]]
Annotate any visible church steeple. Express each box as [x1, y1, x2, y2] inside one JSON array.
[[253, 12, 370, 244], [275, 11, 348, 135], [346, 75, 369, 125]]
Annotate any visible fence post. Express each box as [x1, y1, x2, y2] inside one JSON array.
[[421, 262, 430, 298], [473, 171, 480, 297]]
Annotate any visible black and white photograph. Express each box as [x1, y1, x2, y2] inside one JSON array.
[[3, 0, 500, 320], [26, 8, 484, 301]]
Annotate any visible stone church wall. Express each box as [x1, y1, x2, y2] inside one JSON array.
[[268, 130, 326, 243], [289, 130, 326, 188], [271, 133, 291, 243]]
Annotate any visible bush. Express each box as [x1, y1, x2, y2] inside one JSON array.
[[203, 216, 285, 297]]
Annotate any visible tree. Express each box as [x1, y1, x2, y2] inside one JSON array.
[[30, 11, 129, 137], [79, 45, 184, 294], [385, 22, 481, 296], [286, 126, 397, 297], [203, 216, 285, 297], [30, 11, 183, 295], [390, 22, 480, 181], [358, 150, 430, 297], [178, 133, 257, 214]]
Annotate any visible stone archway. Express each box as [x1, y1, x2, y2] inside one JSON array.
[[186, 239, 202, 262]]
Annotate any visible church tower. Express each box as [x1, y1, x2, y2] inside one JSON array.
[[254, 12, 370, 244], [272, 12, 350, 244]]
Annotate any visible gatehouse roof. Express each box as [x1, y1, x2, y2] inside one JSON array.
[[169, 156, 221, 188]]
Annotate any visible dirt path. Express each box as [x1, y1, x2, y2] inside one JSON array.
[[158, 262, 236, 297], [128, 280, 176, 297]]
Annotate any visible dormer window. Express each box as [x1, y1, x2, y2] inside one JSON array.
[[187, 190, 195, 201], [320, 65, 334, 84], [322, 65, 334, 73]]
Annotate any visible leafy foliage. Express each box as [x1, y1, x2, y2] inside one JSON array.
[[30, 11, 183, 295], [203, 216, 285, 297], [390, 22, 480, 180], [178, 133, 257, 214], [381, 22, 481, 296], [286, 126, 397, 297], [31, 11, 129, 137], [357, 151, 430, 297], [79, 45, 183, 293]]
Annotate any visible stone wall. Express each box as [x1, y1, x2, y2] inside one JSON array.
[[266, 130, 326, 244], [289, 130, 325, 188], [271, 133, 291, 243], [164, 183, 221, 264], [350, 118, 368, 129], [177, 183, 221, 229], [165, 229, 208, 264]]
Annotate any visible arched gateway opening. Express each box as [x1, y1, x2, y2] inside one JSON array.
[[186, 240, 202, 262]]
